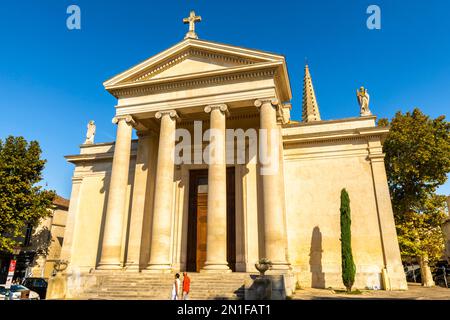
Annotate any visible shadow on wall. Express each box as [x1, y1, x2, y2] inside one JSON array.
[[309, 226, 325, 288]]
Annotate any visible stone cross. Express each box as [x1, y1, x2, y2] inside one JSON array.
[[183, 10, 201, 39]]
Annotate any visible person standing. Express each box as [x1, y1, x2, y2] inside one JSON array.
[[172, 273, 181, 300], [182, 272, 191, 300]]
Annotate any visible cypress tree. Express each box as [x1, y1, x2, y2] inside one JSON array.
[[340, 188, 356, 292]]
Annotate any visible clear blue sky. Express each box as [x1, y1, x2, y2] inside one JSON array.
[[0, 0, 449, 199]]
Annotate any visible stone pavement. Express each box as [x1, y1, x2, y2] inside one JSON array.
[[291, 283, 450, 300]]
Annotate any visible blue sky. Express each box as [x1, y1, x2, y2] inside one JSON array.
[[0, 0, 449, 199]]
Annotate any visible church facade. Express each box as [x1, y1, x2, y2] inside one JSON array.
[[59, 17, 407, 298]]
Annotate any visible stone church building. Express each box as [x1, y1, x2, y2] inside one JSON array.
[[57, 13, 407, 298]]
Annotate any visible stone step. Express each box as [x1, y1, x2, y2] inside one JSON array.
[[80, 296, 243, 300], [98, 281, 244, 287], [80, 296, 241, 300], [95, 284, 245, 289], [86, 284, 245, 290], [85, 285, 244, 292], [80, 272, 252, 300], [97, 273, 253, 279], [85, 293, 242, 297], [91, 289, 242, 294]]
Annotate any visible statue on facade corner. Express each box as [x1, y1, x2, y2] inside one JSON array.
[[84, 120, 96, 144], [356, 86, 372, 116]]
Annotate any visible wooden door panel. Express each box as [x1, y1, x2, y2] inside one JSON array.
[[196, 193, 208, 272], [187, 168, 235, 272], [226, 167, 236, 271]]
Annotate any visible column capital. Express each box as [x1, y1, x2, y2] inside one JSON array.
[[155, 110, 179, 120], [254, 98, 279, 108], [368, 153, 386, 162], [112, 115, 136, 126], [204, 104, 229, 115]]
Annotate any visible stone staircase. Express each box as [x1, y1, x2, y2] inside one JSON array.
[[79, 272, 253, 300]]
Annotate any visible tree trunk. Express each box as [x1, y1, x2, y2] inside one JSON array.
[[419, 255, 435, 287]]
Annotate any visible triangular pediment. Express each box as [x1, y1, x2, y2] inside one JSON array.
[[104, 38, 286, 87], [131, 48, 259, 82]]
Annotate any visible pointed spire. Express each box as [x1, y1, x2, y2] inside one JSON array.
[[302, 64, 321, 122]]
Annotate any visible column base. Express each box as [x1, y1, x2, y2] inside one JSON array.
[[201, 263, 232, 273], [383, 267, 408, 290], [96, 263, 123, 271], [144, 264, 172, 273], [124, 263, 140, 272], [268, 261, 291, 273]]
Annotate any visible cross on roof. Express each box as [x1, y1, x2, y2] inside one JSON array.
[[183, 10, 201, 39]]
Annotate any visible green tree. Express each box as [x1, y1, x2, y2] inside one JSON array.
[[340, 188, 356, 292], [396, 194, 446, 286], [379, 109, 450, 286], [0, 136, 55, 253]]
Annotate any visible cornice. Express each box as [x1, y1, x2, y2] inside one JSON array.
[[65, 150, 137, 164], [107, 63, 279, 98], [283, 115, 378, 128], [282, 127, 387, 146], [284, 149, 370, 162]]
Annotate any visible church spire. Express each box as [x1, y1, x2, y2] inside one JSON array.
[[302, 64, 321, 122]]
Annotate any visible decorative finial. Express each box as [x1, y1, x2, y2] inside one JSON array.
[[356, 86, 372, 116], [183, 10, 202, 39]]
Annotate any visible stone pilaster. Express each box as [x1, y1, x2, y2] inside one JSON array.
[[368, 138, 408, 290], [97, 115, 135, 270], [125, 131, 157, 271], [202, 104, 231, 272], [147, 110, 178, 272], [59, 176, 83, 274], [255, 98, 290, 271]]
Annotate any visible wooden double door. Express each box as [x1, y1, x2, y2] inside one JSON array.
[[187, 168, 236, 272]]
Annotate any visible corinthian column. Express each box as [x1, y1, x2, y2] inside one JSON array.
[[202, 104, 230, 272], [98, 115, 135, 270], [147, 110, 178, 272], [255, 98, 290, 271]]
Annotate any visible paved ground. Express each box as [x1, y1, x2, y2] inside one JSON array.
[[291, 283, 450, 300]]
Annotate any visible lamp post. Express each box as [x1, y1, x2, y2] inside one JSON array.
[[4, 247, 21, 300]]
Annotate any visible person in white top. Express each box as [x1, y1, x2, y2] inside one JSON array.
[[172, 273, 181, 300]]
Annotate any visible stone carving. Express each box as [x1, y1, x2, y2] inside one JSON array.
[[183, 10, 201, 39], [204, 104, 228, 115], [53, 260, 68, 273], [255, 258, 272, 277], [250, 258, 273, 300], [357, 86, 372, 116], [84, 120, 96, 144], [155, 110, 179, 120]]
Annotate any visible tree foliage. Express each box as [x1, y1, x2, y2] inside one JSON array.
[[340, 188, 356, 292], [379, 108, 450, 265], [396, 194, 446, 262], [0, 136, 55, 253]]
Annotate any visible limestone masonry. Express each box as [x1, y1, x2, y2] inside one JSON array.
[[53, 14, 407, 299]]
